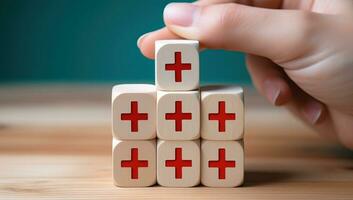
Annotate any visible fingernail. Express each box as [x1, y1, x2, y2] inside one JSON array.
[[263, 79, 281, 105], [302, 101, 323, 124], [164, 3, 198, 27], [137, 32, 150, 48]]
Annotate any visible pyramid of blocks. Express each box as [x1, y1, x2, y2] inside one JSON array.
[[112, 40, 244, 187]]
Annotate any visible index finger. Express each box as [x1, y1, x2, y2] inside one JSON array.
[[137, 28, 181, 59]]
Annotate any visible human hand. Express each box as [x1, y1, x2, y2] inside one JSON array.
[[137, 0, 353, 150]]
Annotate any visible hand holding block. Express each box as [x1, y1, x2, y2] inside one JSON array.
[[201, 85, 244, 140], [112, 139, 156, 187], [201, 140, 244, 187], [157, 90, 200, 140], [157, 140, 200, 187], [112, 84, 156, 140], [155, 40, 199, 91]]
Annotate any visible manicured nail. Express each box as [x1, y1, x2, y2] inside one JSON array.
[[164, 3, 198, 27], [137, 32, 150, 48], [263, 79, 281, 105], [302, 101, 323, 124]]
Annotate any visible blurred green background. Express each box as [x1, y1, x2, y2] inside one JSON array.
[[0, 0, 250, 84]]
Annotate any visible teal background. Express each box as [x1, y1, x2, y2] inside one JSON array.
[[0, 0, 250, 84]]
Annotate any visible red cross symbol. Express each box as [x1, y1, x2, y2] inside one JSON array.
[[121, 101, 148, 132], [208, 101, 236, 132], [121, 148, 148, 179], [165, 52, 191, 82], [165, 101, 192, 132], [208, 148, 236, 179], [165, 148, 192, 179]]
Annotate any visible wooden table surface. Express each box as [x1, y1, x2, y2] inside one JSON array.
[[0, 84, 352, 200]]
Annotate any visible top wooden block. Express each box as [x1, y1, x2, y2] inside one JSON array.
[[155, 40, 199, 91]]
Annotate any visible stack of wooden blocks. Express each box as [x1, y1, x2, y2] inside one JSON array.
[[112, 40, 244, 188]]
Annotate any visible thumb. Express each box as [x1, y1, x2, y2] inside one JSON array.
[[164, 2, 317, 61]]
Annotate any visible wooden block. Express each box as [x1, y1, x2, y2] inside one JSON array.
[[112, 84, 156, 140], [201, 140, 244, 187], [201, 85, 244, 140], [155, 40, 199, 91], [112, 139, 156, 187], [157, 90, 200, 140], [157, 140, 200, 187]]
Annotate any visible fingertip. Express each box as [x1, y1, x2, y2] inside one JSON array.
[[163, 3, 198, 27], [301, 100, 326, 125], [263, 77, 292, 106], [137, 32, 155, 59], [137, 28, 182, 60], [139, 44, 155, 60]]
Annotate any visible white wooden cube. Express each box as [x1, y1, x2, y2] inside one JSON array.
[[112, 84, 156, 140], [201, 140, 244, 187], [155, 40, 199, 91], [157, 90, 200, 140], [201, 85, 244, 140], [157, 140, 200, 187], [112, 139, 156, 187]]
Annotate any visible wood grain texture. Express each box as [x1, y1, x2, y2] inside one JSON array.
[[0, 85, 352, 199]]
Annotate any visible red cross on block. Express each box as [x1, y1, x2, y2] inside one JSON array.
[[121, 101, 148, 132], [165, 52, 191, 82], [165, 101, 192, 132], [208, 148, 236, 179], [208, 101, 236, 132], [121, 148, 148, 179], [165, 148, 192, 179]]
